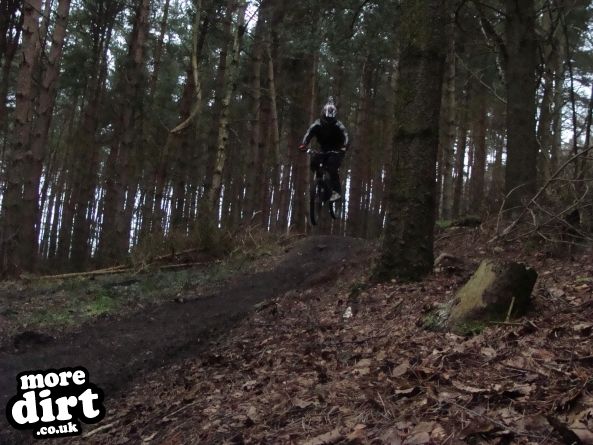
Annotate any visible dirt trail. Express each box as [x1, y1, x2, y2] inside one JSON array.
[[0, 236, 370, 444]]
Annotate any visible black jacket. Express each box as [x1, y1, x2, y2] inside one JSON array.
[[302, 119, 349, 150]]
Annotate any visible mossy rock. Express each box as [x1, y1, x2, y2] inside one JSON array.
[[447, 259, 537, 332]]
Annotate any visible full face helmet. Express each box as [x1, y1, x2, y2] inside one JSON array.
[[321, 97, 337, 124]]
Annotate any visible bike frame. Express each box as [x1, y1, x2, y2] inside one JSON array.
[[307, 149, 342, 225]]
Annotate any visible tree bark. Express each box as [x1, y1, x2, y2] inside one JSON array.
[[438, 11, 456, 220], [0, 0, 21, 130], [244, 14, 264, 220], [348, 59, 372, 237], [504, 0, 538, 212], [69, 5, 118, 268], [452, 81, 470, 218], [1, 0, 42, 274], [24, 0, 72, 264], [373, 0, 446, 282], [97, 0, 151, 265], [469, 90, 487, 215], [148, 0, 170, 98], [206, 0, 247, 217]]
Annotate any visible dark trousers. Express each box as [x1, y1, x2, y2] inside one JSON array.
[[310, 151, 344, 194]]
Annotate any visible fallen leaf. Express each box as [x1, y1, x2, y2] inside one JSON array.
[[502, 383, 534, 398], [242, 380, 257, 390], [346, 424, 367, 441], [380, 428, 403, 445], [411, 422, 435, 434], [293, 399, 314, 410], [394, 387, 421, 398], [392, 361, 410, 377], [355, 358, 372, 368], [403, 432, 430, 445], [451, 380, 489, 394], [247, 405, 258, 421], [547, 415, 583, 445], [480, 347, 497, 358], [570, 422, 593, 444], [301, 428, 343, 445], [573, 323, 593, 335], [430, 423, 447, 441]]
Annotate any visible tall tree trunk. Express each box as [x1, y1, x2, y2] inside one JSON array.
[[550, 34, 565, 175], [293, 52, 318, 232], [244, 14, 264, 220], [148, 0, 170, 98], [504, 0, 538, 212], [202, 0, 233, 213], [98, 0, 150, 265], [469, 91, 487, 214], [24, 0, 72, 263], [348, 59, 372, 237], [373, 0, 446, 282], [452, 81, 470, 218], [69, 2, 119, 268], [0, 0, 21, 129], [266, 36, 281, 229], [1, 0, 42, 274], [439, 12, 456, 220], [169, 71, 197, 232], [205, 0, 247, 219]]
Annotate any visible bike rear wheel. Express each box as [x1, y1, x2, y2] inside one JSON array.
[[309, 172, 322, 226], [329, 200, 340, 220]]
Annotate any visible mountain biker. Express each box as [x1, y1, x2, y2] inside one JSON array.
[[299, 97, 349, 202]]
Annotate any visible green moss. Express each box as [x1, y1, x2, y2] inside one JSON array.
[[454, 320, 487, 336], [422, 300, 454, 331], [436, 220, 453, 229], [448, 260, 537, 331], [6, 234, 286, 336], [449, 261, 497, 322], [84, 292, 117, 316], [30, 310, 74, 327]]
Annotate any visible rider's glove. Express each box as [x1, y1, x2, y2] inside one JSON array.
[[298, 144, 308, 152]]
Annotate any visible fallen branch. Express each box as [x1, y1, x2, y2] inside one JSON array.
[[35, 256, 209, 280], [150, 247, 200, 263], [36, 265, 131, 280]]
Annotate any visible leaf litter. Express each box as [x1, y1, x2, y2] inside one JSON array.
[[67, 230, 593, 444]]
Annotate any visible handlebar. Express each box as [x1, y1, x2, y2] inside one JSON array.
[[306, 148, 344, 155]]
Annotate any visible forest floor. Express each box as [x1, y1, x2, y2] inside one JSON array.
[[1, 227, 593, 444], [0, 235, 370, 444]]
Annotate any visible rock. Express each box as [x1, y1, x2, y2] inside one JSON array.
[[448, 259, 537, 330], [434, 252, 458, 266], [548, 287, 565, 299], [434, 253, 471, 275]]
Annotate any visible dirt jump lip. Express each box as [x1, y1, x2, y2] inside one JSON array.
[[0, 236, 370, 444]]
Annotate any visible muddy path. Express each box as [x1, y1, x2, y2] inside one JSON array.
[[0, 236, 370, 444]]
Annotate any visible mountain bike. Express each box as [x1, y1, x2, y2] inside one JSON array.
[[308, 149, 342, 226]]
